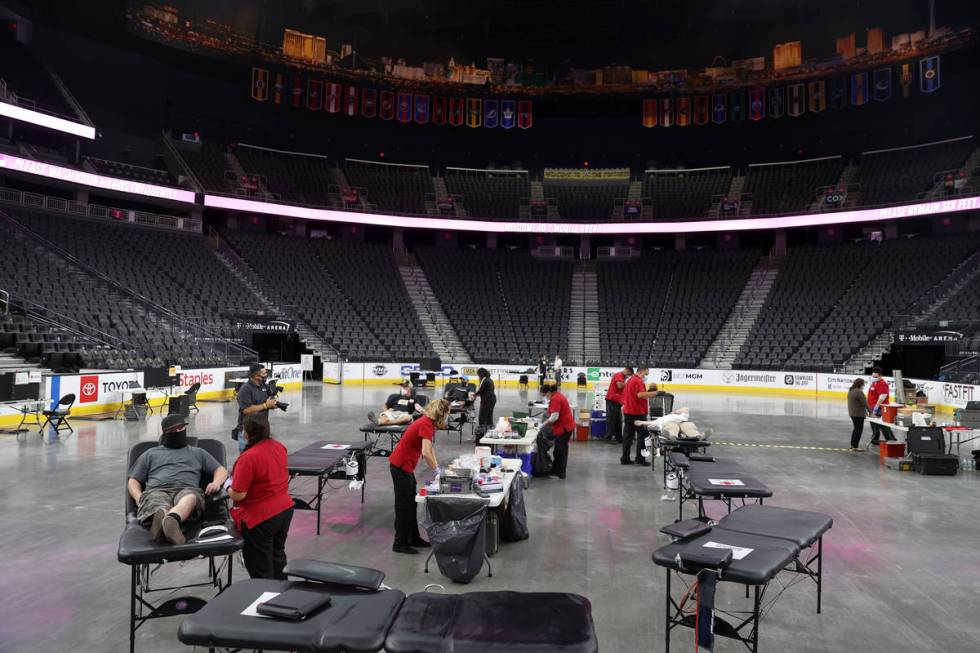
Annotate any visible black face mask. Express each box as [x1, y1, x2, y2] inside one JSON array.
[[161, 429, 188, 449]]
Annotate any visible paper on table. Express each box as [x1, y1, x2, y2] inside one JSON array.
[[14, 372, 28, 384], [241, 591, 280, 617], [321, 444, 350, 450], [708, 478, 744, 486], [703, 541, 754, 560]]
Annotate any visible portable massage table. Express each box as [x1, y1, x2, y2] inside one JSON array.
[[653, 504, 832, 652], [671, 453, 773, 521], [359, 422, 407, 454], [177, 559, 599, 653], [118, 438, 243, 653], [287, 440, 373, 535], [653, 430, 712, 485]]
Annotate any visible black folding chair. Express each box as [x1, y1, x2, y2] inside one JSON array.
[[41, 393, 75, 434]]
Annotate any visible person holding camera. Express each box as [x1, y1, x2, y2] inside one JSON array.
[[236, 363, 280, 453]]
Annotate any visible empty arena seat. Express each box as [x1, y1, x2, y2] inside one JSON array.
[[544, 176, 630, 221], [344, 159, 434, 214], [642, 167, 732, 220], [855, 138, 975, 206], [85, 157, 176, 186], [172, 140, 238, 193], [233, 144, 336, 206], [744, 157, 844, 215], [444, 168, 530, 220]]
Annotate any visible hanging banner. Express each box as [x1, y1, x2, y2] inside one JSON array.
[[768, 86, 784, 119], [873, 68, 892, 102], [290, 75, 304, 108], [899, 63, 912, 98], [325, 82, 342, 113], [711, 94, 726, 124], [830, 76, 848, 109], [344, 86, 358, 116], [850, 72, 869, 106], [361, 88, 377, 117], [272, 73, 285, 105], [466, 98, 482, 128], [694, 95, 709, 125], [449, 97, 465, 126], [250, 68, 269, 101], [919, 56, 940, 93], [729, 89, 746, 122], [483, 98, 499, 128], [642, 98, 658, 128], [433, 96, 448, 125], [788, 83, 805, 117], [500, 99, 515, 129], [660, 97, 674, 127], [396, 92, 412, 123], [414, 94, 430, 124], [517, 100, 533, 129], [676, 96, 691, 127], [379, 90, 395, 120], [306, 79, 323, 111], [807, 80, 826, 113], [748, 88, 765, 121]]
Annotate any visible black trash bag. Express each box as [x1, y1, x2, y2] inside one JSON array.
[[531, 426, 554, 477], [500, 471, 529, 542], [422, 497, 488, 584]]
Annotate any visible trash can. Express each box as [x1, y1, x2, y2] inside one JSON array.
[[590, 410, 607, 438], [576, 421, 590, 442]]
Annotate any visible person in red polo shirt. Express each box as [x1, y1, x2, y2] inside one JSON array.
[[867, 366, 895, 444], [621, 366, 660, 465], [389, 399, 450, 554], [541, 382, 576, 479], [604, 366, 633, 444], [228, 418, 294, 579]]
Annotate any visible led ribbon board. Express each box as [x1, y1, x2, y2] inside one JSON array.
[[0, 100, 96, 140]]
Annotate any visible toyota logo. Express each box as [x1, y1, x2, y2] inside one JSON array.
[[82, 382, 97, 395]]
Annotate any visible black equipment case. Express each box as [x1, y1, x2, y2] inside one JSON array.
[[907, 426, 958, 476]]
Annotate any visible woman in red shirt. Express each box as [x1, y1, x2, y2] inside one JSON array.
[[389, 399, 449, 554], [541, 382, 577, 479], [228, 418, 294, 579]]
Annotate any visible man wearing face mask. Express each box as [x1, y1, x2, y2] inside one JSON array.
[[127, 414, 228, 545], [236, 363, 279, 452], [867, 366, 895, 445]]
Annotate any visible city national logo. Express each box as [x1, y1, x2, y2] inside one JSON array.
[[80, 375, 99, 403]]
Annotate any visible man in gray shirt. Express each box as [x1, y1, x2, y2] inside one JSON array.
[[236, 363, 279, 451], [128, 414, 228, 545]]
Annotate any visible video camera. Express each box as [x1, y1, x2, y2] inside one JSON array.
[[263, 379, 289, 412]]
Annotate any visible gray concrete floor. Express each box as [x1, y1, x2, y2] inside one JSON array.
[[0, 384, 978, 652]]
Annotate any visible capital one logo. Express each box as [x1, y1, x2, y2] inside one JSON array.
[[80, 375, 99, 403]]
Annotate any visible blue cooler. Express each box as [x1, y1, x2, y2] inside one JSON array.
[[519, 453, 533, 474], [590, 410, 607, 439]]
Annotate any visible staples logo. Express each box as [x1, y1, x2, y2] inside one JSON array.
[[179, 372, 215, 387], [80, 375, 99, 403]]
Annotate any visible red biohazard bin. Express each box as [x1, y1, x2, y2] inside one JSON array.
[[576, 423, 590, 442], [880, 441, 905, 465]]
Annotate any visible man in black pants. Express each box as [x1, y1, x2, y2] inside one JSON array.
[[621, 366, 659, 465], [604, 366, 632, 444], [540, 382, 576, 479]]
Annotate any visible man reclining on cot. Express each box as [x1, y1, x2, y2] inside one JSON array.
[[368, 381, 428, 426], [634, 408, 713, 439]]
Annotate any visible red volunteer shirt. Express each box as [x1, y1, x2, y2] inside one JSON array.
[[606, 372, 626, 404], [389, 416, 435, 474], [231, 438, 293, 530], [867, 378, 889, 410], [548, 392, 576, 436], [622, 375, 650, 415]]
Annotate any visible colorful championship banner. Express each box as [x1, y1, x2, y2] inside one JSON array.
[[711, 94, 726, 124], [676, 96, 691, 127], [500, 99, 516, 129], [290, 75, 304, 108], [830, 77, 848, 109], [660, 97, 674, 127], [517, 100, 533, 129], [768, 86, 784, 119], [694, 95, 709, 125], [433, 96, 448, 125], [361, 88, 377, 117], [788, 83, 805, 116], [396, 92, 412, 123], [919, 56, 940, 93], [414, 94, 430, 124], [325, 82, 342, 113], [642, 98, 658, 128], [379, 91, 395, 120], [483, 98, 498, 128], [873, 68, 892, 102], [807, 80, 826, 113], [899, 63, 912, 98], [748, 88, 765, 121], [850, 72, 869, 106], [306, 79, 323, 111], [250, 67, 269, 101], [449, 98, 464, 126], [729, 89, 746, 122], [272, 73, 285, 104], [466, 98, 482, 128], [344, 86, 358, 116]]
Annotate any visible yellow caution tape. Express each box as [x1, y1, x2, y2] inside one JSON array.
[[712, 441, 851, 453]]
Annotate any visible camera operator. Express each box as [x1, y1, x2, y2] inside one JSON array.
[[235, 363, 281, 453]]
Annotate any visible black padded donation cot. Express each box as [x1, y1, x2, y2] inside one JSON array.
[[177, 559, 598, 653], [360, 422, 407, 454], [287, 440, 373, 535], [672, 453, 773, 521], [653, 504, 832, 652]]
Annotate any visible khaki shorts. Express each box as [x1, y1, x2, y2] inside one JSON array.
[[661, 421, 701, 438], [137, 487, 205, 525]]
